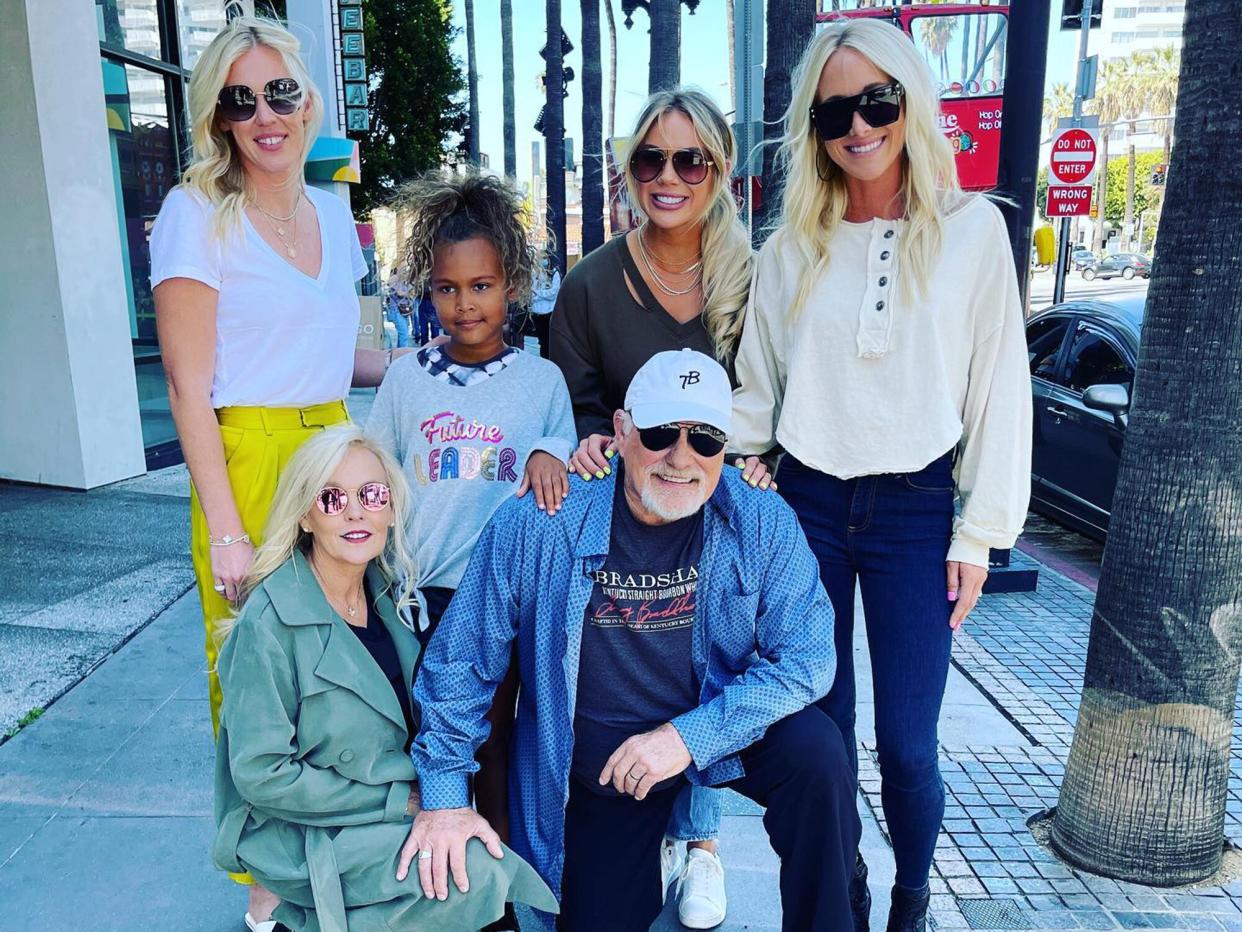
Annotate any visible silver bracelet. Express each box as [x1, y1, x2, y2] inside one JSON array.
[[209, 533, 251, 548], [386, 349, 394, 371]]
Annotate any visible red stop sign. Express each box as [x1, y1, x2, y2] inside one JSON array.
[[1050, 128, 1098, 184]]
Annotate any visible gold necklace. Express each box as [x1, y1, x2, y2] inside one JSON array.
[[636, 229, 702, 297], [638, 225, 703, 273], [309, 558, 364, 620], [254, 190, 303, 259]]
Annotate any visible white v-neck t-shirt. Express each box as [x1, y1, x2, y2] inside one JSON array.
[[150, 185, 367, 408]]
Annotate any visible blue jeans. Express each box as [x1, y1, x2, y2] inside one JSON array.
[[778, 452, 955, 890], [385, 300, 411, 348], [667, 784, 721, 842]]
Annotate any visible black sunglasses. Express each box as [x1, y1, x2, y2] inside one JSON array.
[[217, 78, 303, 122], [629, 146, 714, 185], [809, 82, 905, 141], [637, 422, 728, 458]]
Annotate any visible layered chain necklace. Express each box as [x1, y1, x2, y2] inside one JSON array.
[[308, 558, 365, 621], [254, 189, 304, 259], [636, 224, 703, 297]]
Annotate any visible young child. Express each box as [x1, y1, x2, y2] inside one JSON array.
[[365, 172, 574, 884]]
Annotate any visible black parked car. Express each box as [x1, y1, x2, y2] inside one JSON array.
[[1026, 296, 1142, 540], [1081, 252, 1151, 281]]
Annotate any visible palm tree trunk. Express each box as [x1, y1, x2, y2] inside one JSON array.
[[545, 0, 567, 275], [1051, 0, 1242, 885], [1125, 132, 1137, 250], [605, 0, 618, 139], [581, 0, 605, 253], [501, 0, 516, 178], [465, 0, 480, 163], [727, 0, 736, 113], [647, 0, 681, 93], [757, 0, 817, 244], [1092, 130, 1111, 253]]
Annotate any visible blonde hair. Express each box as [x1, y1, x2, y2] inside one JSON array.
[[774, 18, 963, 319], [624, 89, 754, 361], [180, 15, 324, 237], [217, 425, 419, 643]]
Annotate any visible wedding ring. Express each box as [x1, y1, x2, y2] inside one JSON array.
[[418, 850, 433, 860], [213, 583, 227, 593]]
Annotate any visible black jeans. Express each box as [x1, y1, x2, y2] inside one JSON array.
[[557, 706, 860, 932]]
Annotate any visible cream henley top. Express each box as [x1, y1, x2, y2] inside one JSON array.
[[731, 195, 1032, 568]]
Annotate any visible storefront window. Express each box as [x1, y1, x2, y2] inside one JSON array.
[[177, 0, 228, 70], [101, 52, 181, 452], [97, 0, 166, 60]]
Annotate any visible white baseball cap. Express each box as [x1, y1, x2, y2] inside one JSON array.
[[624, 349, 732, 435]]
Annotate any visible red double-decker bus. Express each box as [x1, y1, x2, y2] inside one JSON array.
[[818, 2, 1010, 191]]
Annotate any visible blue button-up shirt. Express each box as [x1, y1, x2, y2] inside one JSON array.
[[411, 468, 836, 902]]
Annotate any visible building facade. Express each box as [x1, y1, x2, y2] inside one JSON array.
[[1, 0, 363, 489]]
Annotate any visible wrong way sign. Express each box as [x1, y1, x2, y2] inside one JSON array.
[[1047, 184, 1093, 217], [1050, 127, 1099, 185]]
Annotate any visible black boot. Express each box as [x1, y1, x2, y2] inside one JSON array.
[[479, 901, 520, 932], [850, 854, 872, 932], [886, 883, 930, 932]]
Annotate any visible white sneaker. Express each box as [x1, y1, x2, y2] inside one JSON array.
[[677, 848, 727, 929], [661, 838, 686, 904]]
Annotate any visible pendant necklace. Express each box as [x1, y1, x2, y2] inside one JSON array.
[[309, 559, 364, 620], [255, 190, 303, 259]]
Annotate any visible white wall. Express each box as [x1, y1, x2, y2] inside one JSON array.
[[0, 0, 145, 488]]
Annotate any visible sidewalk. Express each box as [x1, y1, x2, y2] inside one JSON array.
[[4, 430, 1242, 929]]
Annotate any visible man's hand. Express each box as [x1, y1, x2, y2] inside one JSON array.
[[947, 560, 988, 630], [599, 723, 693, 800], [396, 807, 504, 901]]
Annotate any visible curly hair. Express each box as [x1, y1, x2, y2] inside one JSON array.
[[396, 171, 537, 305]]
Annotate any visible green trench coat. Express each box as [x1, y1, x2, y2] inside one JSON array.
[[213, 552, 557, 932]]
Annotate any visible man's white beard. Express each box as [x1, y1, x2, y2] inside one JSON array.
[[639, 468, 708, 521]]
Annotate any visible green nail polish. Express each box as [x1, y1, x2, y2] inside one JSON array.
[[605, 449, 615, 459], [582, 474, 591, 482], [603, 466, 612, 475], [595, 471, 605, 479], [749, 478, 758, 487]]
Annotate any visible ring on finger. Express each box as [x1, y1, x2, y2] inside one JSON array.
[[213, 583, 227, 593], [418, 850, 433, 860]]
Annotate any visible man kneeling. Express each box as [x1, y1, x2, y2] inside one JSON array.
[[403, 350, 859, 931]]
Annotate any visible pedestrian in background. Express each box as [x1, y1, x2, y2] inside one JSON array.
[[149, 16, 410, 931], [213, 424, 557, 931], [385, 266, 413, 348], [547, 87, 770, 930], [731, 19, 1031, 931], [366, 170, 576, 931]]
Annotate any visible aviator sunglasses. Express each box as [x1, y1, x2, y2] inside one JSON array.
[[637, 423, 728, 458], [629, 146, 715, 185], [217, 78, 303, 122], [809, 82, 905, 141], [314, 482, 391, 516]]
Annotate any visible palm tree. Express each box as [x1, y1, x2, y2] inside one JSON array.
[[758, 0, 817, 243], [648, 0, 681, 92], [1051, 0, 1242, 885], [605, 0, 618, 139], [465, 0, 479, 163], [581, 0, 605, 252], [1086, 59, 1126, 252], [545, 0, 567, 275], [918, 15, 958, 83], [1117, 54, 1147, 250], [1142, 45, 1181, 164], [727, 0, 736, 112], [1043, 82, 1074, 142], [501, 0, 516, 178]]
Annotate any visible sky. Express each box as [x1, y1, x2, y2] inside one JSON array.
[[449, 2, 1082, 191]]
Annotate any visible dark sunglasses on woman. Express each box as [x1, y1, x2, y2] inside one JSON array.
[[629, 146, 714, 185], [315, 482, 391, 516], [217, 77, 302, 122], [637, 423, 728, 458], [809, 82, 905, 141]]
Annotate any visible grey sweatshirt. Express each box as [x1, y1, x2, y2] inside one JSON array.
[[366, 349, 576, 590]]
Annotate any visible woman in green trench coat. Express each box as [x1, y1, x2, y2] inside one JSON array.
[[212, 425, 556, 931]]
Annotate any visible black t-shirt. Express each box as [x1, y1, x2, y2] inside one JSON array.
[[346, 585, 417, 750], [571, 479, 703, 794]]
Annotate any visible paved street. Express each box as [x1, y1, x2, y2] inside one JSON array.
[[5, 389, 1242, 931], [1028, 265, 1149, 313]]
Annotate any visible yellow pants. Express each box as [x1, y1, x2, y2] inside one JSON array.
[[190, 401, 349, 887], [190, 400, 350, 736]]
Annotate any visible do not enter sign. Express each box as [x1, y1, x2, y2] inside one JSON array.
[[1051, 127, 1099, 185]]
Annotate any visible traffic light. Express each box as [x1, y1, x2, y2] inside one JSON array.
[[1150, 163, 1168, 186], [1060, 0, 1102, 30]]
